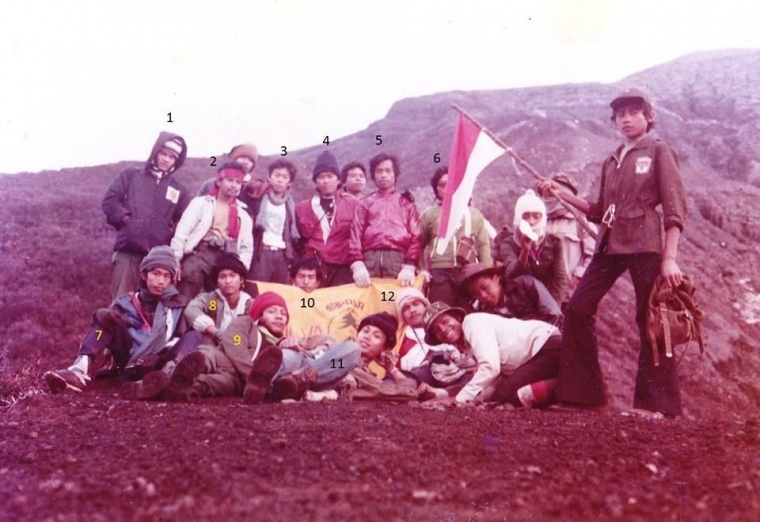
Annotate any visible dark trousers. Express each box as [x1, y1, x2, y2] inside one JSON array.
[[490, 335, 561, 405], [556, 253, 682, 416], [250, 248, 289, 284], [324, 262, 353, 287], [364, 249, 404, 278], [110, 251, 143, 303], [428, 267, 462, 306], [178, 244, 222, 303]]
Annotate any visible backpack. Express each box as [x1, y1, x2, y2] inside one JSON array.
[[646, 275, 705, 367]]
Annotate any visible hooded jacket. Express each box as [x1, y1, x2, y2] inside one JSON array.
[[102, 132, 190, 255]]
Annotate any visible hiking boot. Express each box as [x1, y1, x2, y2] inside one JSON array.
[[169, 351, 209, 390], [243, 347, 283, 405], [269, 366, 318, 402], [44, 369, 89, 394], [121, 371, 171, 401]]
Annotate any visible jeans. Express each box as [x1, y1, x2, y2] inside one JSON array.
[[273, 340, 362, 391]]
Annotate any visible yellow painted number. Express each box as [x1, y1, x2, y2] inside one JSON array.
[[209, 300, 217, 311], [95, 329, 103, 340], [233, 335, 241, 346]]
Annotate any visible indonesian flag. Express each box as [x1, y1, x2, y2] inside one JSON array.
[[435, 112, 505, 255]]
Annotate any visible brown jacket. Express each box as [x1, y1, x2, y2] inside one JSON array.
[[588, 136, 687, 255]]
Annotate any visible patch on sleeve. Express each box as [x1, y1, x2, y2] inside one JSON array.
[[635, 156, 652, 175], [166, 186, 180, 204]]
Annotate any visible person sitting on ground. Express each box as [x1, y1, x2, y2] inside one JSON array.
[[44, 246, 200, 393], [184, 254, 254, 345], [458, 263, 563, 328], [290, 256, 324, 293], [294, 151, 359, 286], [395, 289, 475, 399], [541, 173, 597, 301], [494, 189, 567, 303], [347, 312, 419, 401], [423, 301, 562, 408], [418, 165, 492, 305], [341, 161, 367, 199], [171, 162, 254, 302], [130, 292, 358, 402]]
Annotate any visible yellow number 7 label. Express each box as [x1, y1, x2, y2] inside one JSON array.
[[95, 329, 103, 340]]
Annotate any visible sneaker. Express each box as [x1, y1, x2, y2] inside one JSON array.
[[243, 347, 284, 405], [169, 351, 209, 390], [304, 389, 339, 402], [44, 369, 89, 394], [270, 366, 318, 402], [121, 371, 171, 401]]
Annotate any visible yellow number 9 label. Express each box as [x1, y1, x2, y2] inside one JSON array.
[[209, 300, 217, 311], [233, 335, 241, 345]]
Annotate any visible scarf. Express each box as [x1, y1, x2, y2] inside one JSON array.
[[255, 190, 300, 242], [310, 193, 333, 242], [126, 285, 180, 366], [210, 191, 241, 240]]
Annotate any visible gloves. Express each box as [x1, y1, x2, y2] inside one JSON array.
[[418, 269, 432, 284], [397, 264, 416, 286], [351, 261, 371, 287]]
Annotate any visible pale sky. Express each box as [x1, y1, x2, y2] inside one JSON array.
[[1, 0, 758, 174]]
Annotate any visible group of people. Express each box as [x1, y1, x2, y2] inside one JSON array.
[[44, 87, 688, 416]]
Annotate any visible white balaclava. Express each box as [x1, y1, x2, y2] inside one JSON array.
[[513, 189, 547, 240]]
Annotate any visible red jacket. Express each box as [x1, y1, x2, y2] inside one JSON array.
[[349, 190, 421, 265], [295, 194, 358, 265]]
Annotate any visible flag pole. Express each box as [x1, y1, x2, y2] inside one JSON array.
[[452, 104, 597, 240]]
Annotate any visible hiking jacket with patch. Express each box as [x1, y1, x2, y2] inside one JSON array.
[[102, 132, 190, 255], [349, 189, 421, 265], [418, 204, 492, 270], [295, 193, 358, 265], [588, 135, 687, 255]]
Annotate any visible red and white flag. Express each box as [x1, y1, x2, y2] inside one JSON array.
[[436, 111, 505, 255]]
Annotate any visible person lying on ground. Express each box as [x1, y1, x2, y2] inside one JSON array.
[[457, 263, 563, 328], [347, 312, 420, 401], [183, 254, 253, 345], [494, 189, 568, 303], [45, 246, 200, 393], [171, 162, 253, 302], [422, 302, 561, 408], [395, 288, 475, 400], [126, 291, 358, 402]]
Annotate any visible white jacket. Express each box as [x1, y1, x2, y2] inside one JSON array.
[[455, 313, 559, 403], [171, 195, 254, 269]]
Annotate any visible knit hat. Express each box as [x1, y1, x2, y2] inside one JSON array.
[[163, 138, 183, 157], [312, 151, 340, 182], [513, 189, 547, 238], [249, 291, 289, 321], [210, 253, 247, 282], [396, 288, 430, 316], [358, 312, 399, 348], [423, 302, 466, 345], [229, 143, 259, 170], [139, 246, 178, 277]]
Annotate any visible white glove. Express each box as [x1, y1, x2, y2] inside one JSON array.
[[418, 269, 432, 283], [397, 264, 416, 286], [351, 261, 371, 287]]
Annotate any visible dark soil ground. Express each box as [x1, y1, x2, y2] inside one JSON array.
[[2, 379, 759, 522]]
